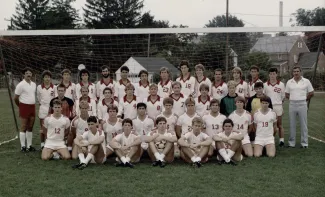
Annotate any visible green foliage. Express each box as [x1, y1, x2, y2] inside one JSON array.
[[244, 51, 273, 71]]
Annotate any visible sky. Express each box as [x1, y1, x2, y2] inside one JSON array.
[[0, 0, 324, 30]]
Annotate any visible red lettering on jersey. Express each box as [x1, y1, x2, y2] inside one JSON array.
[[212, 124, 219, 130], [163, 87, 169, 93], [55, 128, 61, 134], [237, 124, 244, 130], [262, 122, 269, 127], [133, 104, 136, 109], [157, 106, 160, 110], [186, 84, 191, 89], [51, 91, 54, 96], [238, 88, 243, 93], [274, 87, 281, 93], [71, 90, 74, 95]]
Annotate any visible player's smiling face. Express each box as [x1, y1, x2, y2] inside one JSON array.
[[235, 101, 244, 109], [210, 103, 219, 113], [125, 88, 134, 96], [186, 103, 195, 113], [255, 87, 263, 96], [261, 101, 269, 110], [81, 73, 89, 82], [43, 75, 51, 84], [87, 122, 97, 132], [157, 121, 167, 132], [269, 72, 277, 81], [172, 85, 181, 94], [195, 68, 203, 77], [233, 71, 240, 80], [150, 87, 158, 96], [160, 70, 169, 80], [223, 123, 233, 133], [108, 109, 117, 118], [104, 90, 112, 98], [81, 89, 89, 97], [293, 68, 301, 79]]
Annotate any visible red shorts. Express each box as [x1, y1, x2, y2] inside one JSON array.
[[19, 103, 36, 119]]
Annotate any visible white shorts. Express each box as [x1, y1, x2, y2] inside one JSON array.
[[272, 104, 283, 116], [44, 139, 66, 150], [38, 104, 50, 119], [254, 136, 275, 147], [242, 134, 251, 145], [141, 142, 148, 151]]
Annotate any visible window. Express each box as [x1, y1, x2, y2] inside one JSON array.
[[278, 54, 282, 60], [298, 42, 303, 48]]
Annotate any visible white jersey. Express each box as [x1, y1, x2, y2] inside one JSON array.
[[211, 81, 228, 101], [96, 79, 116, 101], [54, 82, 76, 101], [195, 96, 211, 117], [97, 98, 118, 121], [176, 75, 196, 97], [195, 77, 212, 97], [235, 80, 249, 98], [158, 80, 172, 98], [228, 110, 252, 135], [254, 109, 276, 138], [37, 84, 55, 106], [75, 82, 97, 101], [143, 96, 163, 119], [216, 131, 241, 149], [156, 113, 178, 134], [71, 116, 89, 136], [15, 79, 36, 104], [132, 116, 155, 136], [115, 79, 132, 101], [44, 114, 70, 141], [183, 131, 210, 146], [135, 81, 150, 101], [81, 129, 104, 143], [177, 113, 200, 136], [114, 132, 138, 147], [74, 97, 97, 117], [103, 118, 123, 143], [202, 113, 227, 137], [168, 93, 187, 117], [264, 80, 285, 105], [117, 96, 137, 120], [248, 78, 263, 97]]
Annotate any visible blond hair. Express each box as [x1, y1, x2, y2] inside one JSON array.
[[227, 80, 237, 88], [192, 117, 203, 125]]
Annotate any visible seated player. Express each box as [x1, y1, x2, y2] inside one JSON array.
[[41, 100, 71, 160], [194, 64, 212, 97], [146, 117, 177, 167], [213, 119, 244, 165], [109, 119, 142, 168], [158, 67, 172, 99], [253, 96, 277, 157], [102, 105, 123, 159], [117, 83, 138, 120], [220, 80, 238, 117], [135, 70, 150, 101], [194, 83, 211, 117], [74, 86, 97, 116], [228, 96, 254, 157], [72, 116, 106, 170], [168, 81, 187, 117], [97, 87, 118, 126], [175, 97, 200, 138], [143, 84, 163, 120], [178, 117, 212, 168]]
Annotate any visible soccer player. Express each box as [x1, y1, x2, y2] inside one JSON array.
[[220, 80, 238, 117], [37, 70, 55, 149], [55, 69, 76, 101], [115, 66, 131, 101], [228, 97, 254, 157], [156, 98, 178, 135], [264, 68, 286, 146], [178, 117, 212, 168], [117, 83, 138, 120], [75, 69, 96, 101], [147, 117, 177, 167], [132, 103, 155, 152], [176, 60, 196, 97], [135, 70, 150, 101], [143, 84, 163, 120], [49, 84, 74, 120], [213, 119, 244, 164], [169, 81, 187, 117], [194, 84, 211, 117], [211, 68, 228, 101], [73, 116, 106, 170], [109, 118, 142, 168], [102, 105, 123, 158], [96, 65, 116, 101], [248, 65, 263, 97], [232, 67, 248, 99], [246, 82, 273, 115], [158, 67, 172, 99], [194, 64, 212, 97], [253, 96, 277, 157], [175, 97, 200, 138], [14, 67, 37, 152], [41, 100, 71, 160], [75, 86, 97, 116], [97, 87, 118, 125]]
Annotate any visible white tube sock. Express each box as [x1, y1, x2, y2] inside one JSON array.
[[19, 132, 26, 147]]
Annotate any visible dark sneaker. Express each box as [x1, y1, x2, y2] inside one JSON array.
[[21, 146, 27, 153], [27, 146, 36, 152], [216, 160, 224, 165], [152, 160, 161, 167], [125, 162, 134, 168], [115, 162, 125, 167], [286, 145, 295, 148], [229, 160, 237, 166], [72, 163, 83, 169], [193, 161, 202, 168], [301, 146, 308, 149], [159, 161, 166, 168], [78, 163, 87, 170], [279, 141, 285, 147]]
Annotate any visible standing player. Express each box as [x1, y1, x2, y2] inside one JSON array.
[[109, 119, 142, 168], [194, 84, 211, 117], [75, 87, 97, 116], [158, 67, 172, 99], [117, 83, 138, 120], [248, 65, 263, 97], [41, 100, 71, 160], [37, 70, 55, 149], [55, 69, 76, 101], [49, 84, 74, 120], [194, 64, 212, 97], [97, 87, 118, 125], [220, 80, 238, 117], [135, 70, 150, 101], [75, 69, 96, 101], [229, 97, 254, 157], [264, 68, 285, 146], [96, 65, 116, 101], [253, 96, 277, 157], [115, 66, 131, 101], [169, 81, 187, 117], [211, 68, 228, 101], [143, 84, 163, 120], [73, 116, 106, 170], [14, 67, 37, 152], [178, 117, 212, 168], [176, 60, 196, 97], [232, 67, 248, 99]]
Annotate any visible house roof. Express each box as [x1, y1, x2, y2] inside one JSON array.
[[251, 36, 300, 53], [131, 57, 179, 74], [298, 52, 324, 68]]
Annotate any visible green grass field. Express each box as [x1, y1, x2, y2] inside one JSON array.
[[0, 91, 324, 197]]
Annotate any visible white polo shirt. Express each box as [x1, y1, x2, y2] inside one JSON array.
[[15, 79, 36, 104], [285, 77, 314, 101]]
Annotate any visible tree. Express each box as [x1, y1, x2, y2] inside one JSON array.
[[244, 51, 272, 71], [138, 12, 169, 28], [9, 0, 51, 30]]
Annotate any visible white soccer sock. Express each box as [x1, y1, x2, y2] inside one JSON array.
[[219, 148, 230, 162], [154, 152, 161, 160], [120, 156, 127, 164], [228, 149, 235, 159], [191, 156, 196, 162], [19, 132, 26, 147], [125, 156, 131, 163], [68, 147, 72, 151], [26, 131, 33, 148], [85, 153, 94, 164], [52, 152, 60, 160], [280, 138, 284, 142], [195, 157, 201, 162], [78, 153, 85, 163], [160, 153, 165, 161]]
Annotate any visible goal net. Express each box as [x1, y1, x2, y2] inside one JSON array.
[[0, 26, 324, 147]]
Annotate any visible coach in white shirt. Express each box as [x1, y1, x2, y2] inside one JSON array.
[[14, 67, 37, 152], [285, 66, 314, 148]]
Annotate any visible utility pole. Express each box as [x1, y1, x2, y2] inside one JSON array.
[[4, 18, 13, 29], [225, 0, 229, 80]]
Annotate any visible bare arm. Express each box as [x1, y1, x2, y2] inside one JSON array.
[[14, 95, 19, 107], [228, 133, 244, 141], [89, 136, 105, 145], [199, 137, 212, 146], [285, 93, 290, 99], [142, 133, 159, 143], [175, 125, 182, 139], [178, 137, 190, 147], [273, 122, 277, 136], [156, 134, 177, 143], [109, 138, 121, 149], [73, 136, 87, 147], [213, 135, 223, 142], [306, 91, 314, 101]]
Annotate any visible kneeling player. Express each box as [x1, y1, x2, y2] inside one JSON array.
[[213, 119, 244, 165], [253, 96, 277, 157], [73, 116, 106, 170], [147, 117, 177, 167], [109, 119, 142, 168], [178, 117, 212, 168], [42, 100, 71, 160]]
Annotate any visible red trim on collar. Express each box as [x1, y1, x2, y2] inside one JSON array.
[[169, 93, 184, 101], [239, 80, 244, 85], [102, 98, 114, 106], [267, 80, 280, 86], [249, 78, 260, 85], [80, 82, 92, 86], [61, 81, 72, 88], [123, 95, 136, 103], [214, 81, 224, 88], [119, 79, 130, 85], [179, 74, 191, 82], [147, 95, 161, 104], [139, 81, 149, 88], [196, 76, 206, 83], [160, 79, 170, 86], [41, 83, 54, 89], [100, 79, 113, 86], [80, 96, 91, 103], [198, 95, 210, 104]]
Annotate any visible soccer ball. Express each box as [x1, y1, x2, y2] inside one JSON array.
[[155, 140, 167, 151]]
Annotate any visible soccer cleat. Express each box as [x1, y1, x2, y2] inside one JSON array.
[[115, 162, 125, 167], [301, 146, 308, 149], [216, 160, 224, 165], [21, 146, 27, 153], [125, 162, 134, 168], [229, 160, 237, 166], [159, 161, 166, 168], [152, 160, 161, 167], [78, 163, 87, 170], [72, 163, 83, 169], [279, 141, 285, 147], [26, 146, 36, 152], [286, 145, 295, 148], [193, 161, 202, 168]]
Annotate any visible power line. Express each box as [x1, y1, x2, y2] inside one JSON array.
[[230, 12, 291, 17]]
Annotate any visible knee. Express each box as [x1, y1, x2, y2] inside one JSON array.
[[254, 153, 262, 157], [42, 155, 50, 161], [61, 155, 71, 160], [246, 152, 253, 157], [267, 152, 275, 157]]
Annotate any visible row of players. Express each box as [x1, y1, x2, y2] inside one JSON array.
[[42, 94, 276, 169]]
